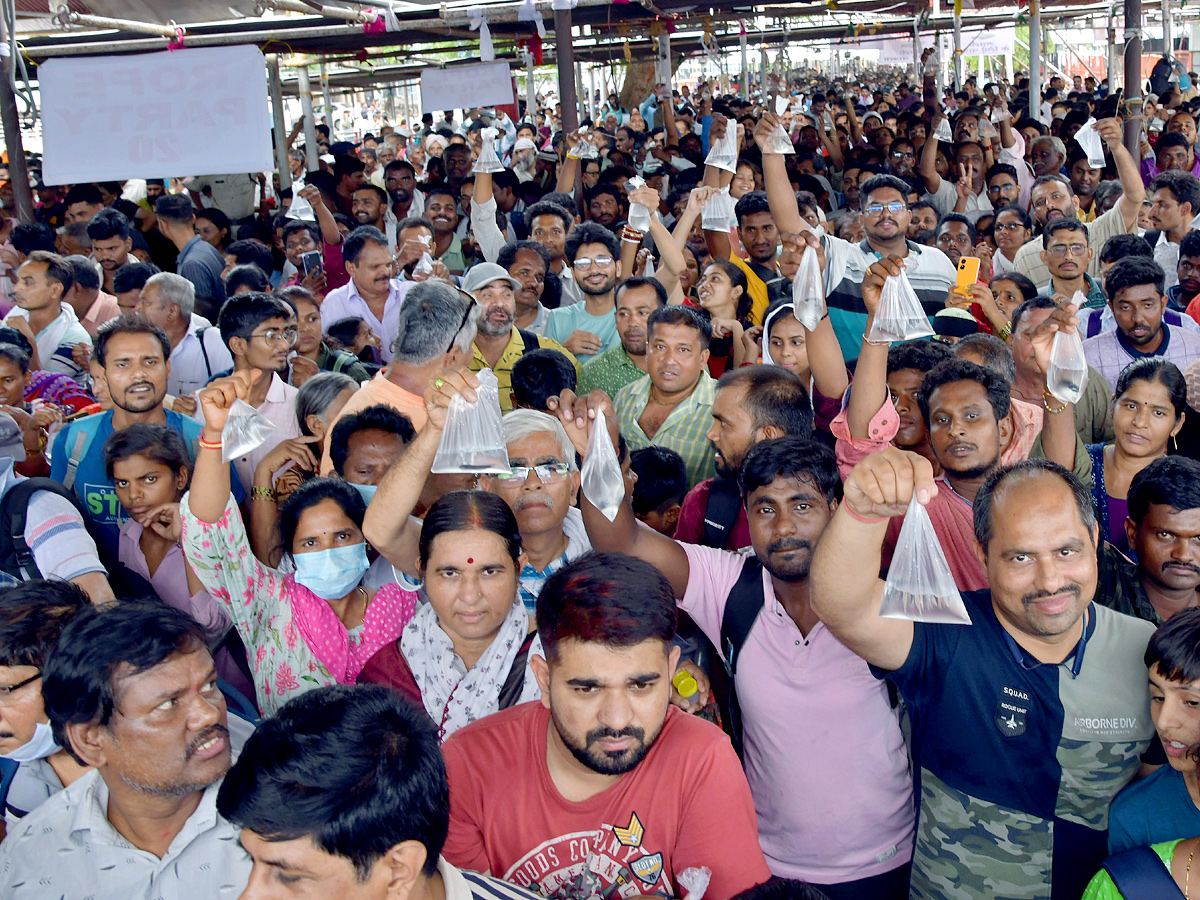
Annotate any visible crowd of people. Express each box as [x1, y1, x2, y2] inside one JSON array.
[[2, 51, 1200, 900]]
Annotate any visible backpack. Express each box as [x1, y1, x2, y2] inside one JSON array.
[[701, 476, 743, 549], [1149, 58, 1174, 98], [718, 558, 766, 759], [61, 414, 199, 494], [0, 477, 91, 582], [1101, 846, 1186, 899]]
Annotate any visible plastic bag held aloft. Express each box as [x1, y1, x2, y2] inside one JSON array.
[[431, 369, 512, 474], [413, 233, 434, 277], [701, 186, 736, 231], [868, 268, 934, 343], [1047, 294, 1089, 405], [580, 408, 624, 521], [880, 496, 972, 625], [1073, 118, 1107, 169], [792, 244, 826, 330], [221, 398, 277, 464], [473, 126, 506, 174], [933, 116, 953, 143], [569, 125, 599, 160], [625, 176, 653, 232], [705, 117, 739, 173], [764, 95, 795, 155]]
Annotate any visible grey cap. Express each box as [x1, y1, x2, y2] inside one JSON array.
[[460, 262, 521, 297], [0, 411, 25, 462]]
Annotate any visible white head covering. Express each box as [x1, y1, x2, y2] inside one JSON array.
[[760, 302, 795, 367], [513, 137, 537, 153]]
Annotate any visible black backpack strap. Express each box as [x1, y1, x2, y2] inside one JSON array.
[[0, 479, 57, 580], [1102, 846, 1186, 900], [196, 326, 213, 379], [702, 476, 743, 549], [517, 329, 540, 356], [498, 630, 538, 710], [719, 558, 765, 759]]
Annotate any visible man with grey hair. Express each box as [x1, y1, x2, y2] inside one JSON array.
[[135, 271, 233, 399], [62, 254, 120, 338], [485, 409, 590, 614], [320, 279, 475, 473], [1030, 134, 1067, 179]]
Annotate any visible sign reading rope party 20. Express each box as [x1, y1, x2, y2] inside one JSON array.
[[39, 45, 274, 184]]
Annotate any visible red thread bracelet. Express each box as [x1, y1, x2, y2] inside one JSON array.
[[197, 437, 222, 451], [842, 504, 886, 524]]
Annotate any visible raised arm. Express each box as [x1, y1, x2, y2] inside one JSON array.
[[470, 168, 508, 264], [843, 94, 864, 148], [755, 111, 805, 234], [787, 232, 850, 402], [810, 447, 929, 670], [1026, 302, 1084, 470], [545, 388, 692, 598], [845, 257, 899, 438], [190, 371, 257, 524], [918, 111, 945, 194], [298, 184, 341, 247], [1094, 117, 1146, 227]]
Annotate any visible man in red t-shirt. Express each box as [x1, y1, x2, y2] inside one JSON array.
[[441, 552, 771, 899]]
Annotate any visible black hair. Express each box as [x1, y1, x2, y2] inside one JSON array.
[[353, 183, 389, 205], [224, 264, 271, 295], [584, 182, 625, 210], [955, 333, 1017, 384], [858, 174, 912, 211], [702, 260, 752, 321], [937, 212, 977, 244], [988, 271, 1038, 306], [0, 341, 30, 374], [326, 316, 366, 350], [282, 220, 320, 249], [112, 261, 161, 294], [64, 183, 103, 208], [986, 162, 1020, 185], [1106, 257, 1167, 301], [647, 304, 712, 351], [1181, 230, 1200, 260], [102, 423, 191, 484], [886, 338, 955, 375], [918, 358, 1012, 425], [42, 601, 210, 764], [343, 226, 389, 266], [22, 250, 74, 298], [0, 580, 89, 669], [226, 239, 275, 278], [974, 459, 1096, 554], [154, 193, 195, 223], [218, 291, 293, 348], [1099, 233, 1154, 265], [64, 254, 101, 292], [94, 314, 170, 367], [716, 365, 814, 438], [564, 221, 620, 264], [11, 222, 57, 256], [630, 447, 689, 516], [1114, 357, 1186, 418], [418, 490, 521, 570], [993, 203, 1033, 233], [1041, 217, 1088, 249], [525, 200, 573, 233], [277, 477, 367, 562], [1129, 456, 1200, 526], [217, 685, 448, 881], [328, 404, 415, 477], [333, 154, 366, 179], [536, 552, 677, 661], [194, 207, 231, 237], [422, 182, 457, 205], [1156, 131, 1192, 154], [511, 348, 577, 411], [1146, 607, 1200, 687], [1010, 295, 1058, 336], [733, 191, 771, 227], [614, 275, 669, 308], [497, 239, 550, 272], [909, 199, 937, 216], [738, 436, 840, 510]]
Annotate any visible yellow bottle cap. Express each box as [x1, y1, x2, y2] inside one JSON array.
[[672, 669, 699, 699]]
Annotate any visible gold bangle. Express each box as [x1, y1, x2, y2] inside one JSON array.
[[251, 485, 277, 502], [997, 322, 1011, 340], [1042, 385, 1068, 414]]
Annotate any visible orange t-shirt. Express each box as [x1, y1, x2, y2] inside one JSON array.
[[319, 371, 427, 474]]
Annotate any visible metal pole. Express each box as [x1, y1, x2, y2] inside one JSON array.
[[525, 51, 536, 125], [1029, 0, 1042, 121], [320, 59, 333, 127], [268, 55, 290, 183], [1107, 3, 1120, 92], [913, 21, 922, 80], [953, 12, 963, 91], [761, 45, 769, 98], [553, 5, 581, 214], [297, 64, 319, 171], [740, 32, 749, 97], [588, 65, 597, 121], [575, 60, 585, 123], [0, 8, 30, 222], [1163, 0, 1173, 61], [1123, 0, 1143, 156]]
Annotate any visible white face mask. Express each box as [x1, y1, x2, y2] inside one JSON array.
[[1, 721, 60, 763]]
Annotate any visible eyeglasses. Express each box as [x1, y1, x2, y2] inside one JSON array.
[[252, 327, 299, 346], [865, 201, 907, 216], [494, 462, 572, 484], [994, 221, 1026, 232], [446, 296, 477, 353], [573, 255, 615, 271], [0, 671, 40, 700], [987, 183, 1016, 194], [890, 150, 915, 159], [1046, 243, 1088, 258]]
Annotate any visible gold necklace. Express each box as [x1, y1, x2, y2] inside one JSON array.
[[1186, 841, 1197, 899]]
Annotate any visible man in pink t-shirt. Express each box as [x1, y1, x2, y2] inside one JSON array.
[[562, 400, 915, 895], [441, 552, 770, 899]]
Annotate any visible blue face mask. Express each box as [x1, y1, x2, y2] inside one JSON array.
[[2, 721, 60, 763], [350, 482, 378, 505], [292, 542, 370, 600]]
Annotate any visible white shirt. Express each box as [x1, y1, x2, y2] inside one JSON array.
[[4, 304, 92, 383], [1151, 213, 1200, 291], [0, 770, 251, 900], [321, 277, 412, 363], [556, 263, 585, 307], [169, 313, 234, 397], [195, 372, 299, 493]]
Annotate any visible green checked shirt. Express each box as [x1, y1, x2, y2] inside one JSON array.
[[577, 345, 647, 399], [614, 371, 717, 488]]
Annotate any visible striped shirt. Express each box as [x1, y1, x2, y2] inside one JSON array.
[[452, 861, 543, 900], [1013, 203, 1137, 287], [615, 371, 717, 487], [1082, 323, 1200, 393], [820, 235, 958, 359]]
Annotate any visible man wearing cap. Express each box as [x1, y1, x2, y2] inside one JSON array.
[[511, 137, 539, 184], [464, 262, 577, 412]]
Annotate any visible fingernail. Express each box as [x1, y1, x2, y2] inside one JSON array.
[[918, 489, 930, 503]]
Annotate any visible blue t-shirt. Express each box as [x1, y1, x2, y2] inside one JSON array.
[[879, 591, 1155, 900], [49, 410, 245, 561], [1108, 762, 1200, 854], [544, 302, 619, 364]]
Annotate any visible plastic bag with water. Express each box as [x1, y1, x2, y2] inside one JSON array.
[[880, 496, 972, 625]]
